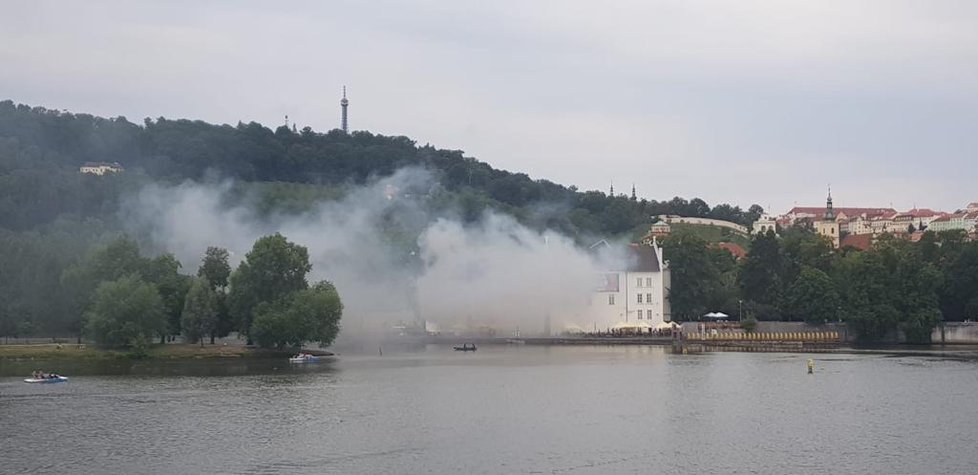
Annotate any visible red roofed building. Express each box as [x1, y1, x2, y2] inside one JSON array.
[[841, 234, 874, 251], [892, 208, 947, 232], [929, 212, 978, 233], [784, 206, 896, 224]]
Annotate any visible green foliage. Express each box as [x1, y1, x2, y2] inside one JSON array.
[[661, 234, 738, 321], [667, 222, 751, 249], [741, 315, 758, 333], [86, 275, 165, 347], [784, 266, 840, 324], [0, 100, 762, 239], [198, 247, 231, 289], [229, 234, 312, 342], [58, 237, 191, 342], [251, 281, 343, 349], [781, 227, 835, 279], [835, 237, 943, 342], [144, 253, 192, 340], [2, 99, 977, 346], [739, 230, 784, 317], [181, 277, 217, 345], [197, 246, 233, 342]]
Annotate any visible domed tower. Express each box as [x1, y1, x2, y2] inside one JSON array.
[[340, 86, 349, 133], [824, 186, 835, 221]]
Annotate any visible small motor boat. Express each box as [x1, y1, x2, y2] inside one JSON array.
[[289, 353, 320, 363], [453, 343, 477, 352], [24, 376, 68, 384]]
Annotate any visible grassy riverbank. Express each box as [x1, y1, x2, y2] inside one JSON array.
[[0, 343, 324, 361]]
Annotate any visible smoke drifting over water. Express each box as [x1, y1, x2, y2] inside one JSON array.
[[121, 169, 621, 338]]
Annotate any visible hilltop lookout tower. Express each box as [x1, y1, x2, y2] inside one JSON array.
[[340, 86, 349, 133]]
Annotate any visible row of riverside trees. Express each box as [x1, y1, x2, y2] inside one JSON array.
[[0, 232, 342, 351], [662, 227, 978, 342]]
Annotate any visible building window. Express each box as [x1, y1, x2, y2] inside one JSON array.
[[608, 294, 615, 305], [646, 293, 652, 304], [637, 294, 643, 303], [645, 277, 652, 287], [637, 310, 643, 319], [636, 278, 642, 288]]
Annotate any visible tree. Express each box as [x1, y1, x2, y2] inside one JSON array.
[[198, 246, 231, 289], [784, 266, 840, 324], [228, 234, 312, 344], [739, 230, 784, 318], [745, 204, 765, 226], [143, 253, 191, 343], [251, 281, 343, 348], [198, 246, 233, 343], [661, 234, 730, 321], [836, 237, 942, 342], [181, 277, 217, 345], [941, 243, 978, 321], [86, 275, 165, 347], [781, 227, 835, 285], [60, 236, 151, 342]]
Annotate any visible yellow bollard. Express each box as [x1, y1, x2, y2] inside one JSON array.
[[807, 358, 814, 374]]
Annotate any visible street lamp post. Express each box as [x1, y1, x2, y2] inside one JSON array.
[[739, 300, 743, 322]]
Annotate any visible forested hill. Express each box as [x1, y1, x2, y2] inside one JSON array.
[[0, 99, 763, 237]]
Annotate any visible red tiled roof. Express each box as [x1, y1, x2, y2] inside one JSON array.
[[786, 207, 896, 222], [933, 212, 978, 223], [841, 234, 873, 251], [788, 206, 896, 217], [715, 242, 747, 260], [894, 209, 945, 219]]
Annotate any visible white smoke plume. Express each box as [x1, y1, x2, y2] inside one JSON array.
[[120, 168, 623, 338]]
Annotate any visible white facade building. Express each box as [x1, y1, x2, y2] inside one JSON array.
[[929, 212, 978, 233], [752, 214, 777, 235], [582, 240, 671, 333]]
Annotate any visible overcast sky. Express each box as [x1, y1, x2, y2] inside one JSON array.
[[3, 1, 977, 212]]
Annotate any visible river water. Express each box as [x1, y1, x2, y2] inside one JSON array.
[[2, 345, 977, 474]]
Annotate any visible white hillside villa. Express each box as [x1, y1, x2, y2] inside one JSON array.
[[574, 239, 671, 334], [752, 214, 777, 235]]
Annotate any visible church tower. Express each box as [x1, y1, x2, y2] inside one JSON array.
[[815, 187, 840, 248], [340, 86, 349, 133]]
